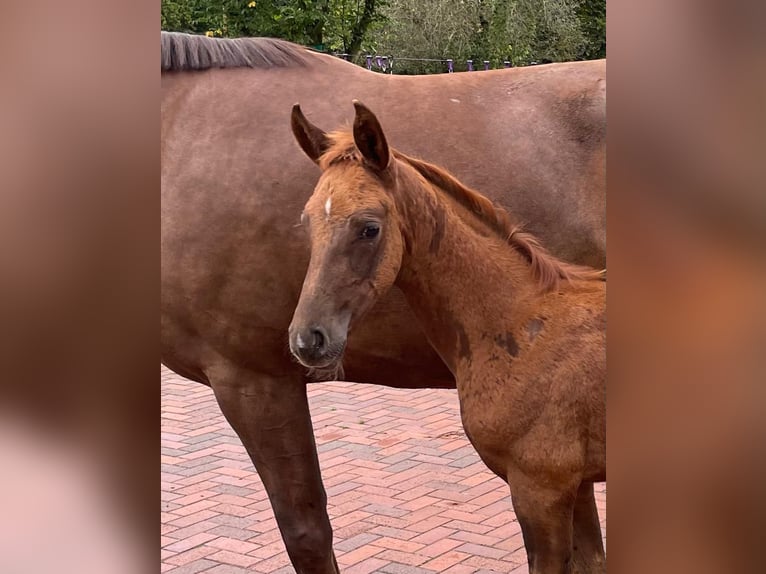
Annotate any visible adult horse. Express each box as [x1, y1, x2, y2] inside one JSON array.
[[161, 32, 605, 573]]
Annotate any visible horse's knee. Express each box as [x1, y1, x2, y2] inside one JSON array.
[[283, 521, 331, 554], [280, 517, 337, 573]]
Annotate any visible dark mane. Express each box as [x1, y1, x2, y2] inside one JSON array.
[[320, 131, 605, 292], [161, 31, 314, 72]]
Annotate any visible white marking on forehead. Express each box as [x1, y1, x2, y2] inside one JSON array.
[[324, 197, 332, 218], [450, 98, 460, 103]]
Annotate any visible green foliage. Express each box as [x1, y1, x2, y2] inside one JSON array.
[[160, 1, 386, 55], [577, 0, 606, 59], [370, 0, 483, 72], [486, 0, 588, 65], [371, 0, 602, 72], [160, 0, 606, 72]]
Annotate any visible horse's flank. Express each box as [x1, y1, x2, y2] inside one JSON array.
[[320, 130, 606, 292], [161, 31, 316, 72]]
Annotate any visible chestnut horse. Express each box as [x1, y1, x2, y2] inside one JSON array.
[[161, 32, 605, 572], [288, 101, 606, 573]]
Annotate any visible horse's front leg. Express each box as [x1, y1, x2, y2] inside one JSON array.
[[571, 482, 606, 573], [508, 470, 579, 574], [209, 366, 338, 574]]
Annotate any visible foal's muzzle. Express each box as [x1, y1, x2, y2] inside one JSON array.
[[289, 324, 346, 368]]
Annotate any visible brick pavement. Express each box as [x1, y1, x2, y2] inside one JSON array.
[[162, 366, 606, 573]]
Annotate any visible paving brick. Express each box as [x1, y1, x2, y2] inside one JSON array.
[[165, 520, 220, 541], [421, 550, 472, 571], [370, 525, 419, 540], [164, 545, 217, 566], [164, 532, 219, 553], [444, 519, 494, 535], [345, 557, 391, 574], [205, 550, 258, 568], [380, 563, 437, 574], [209, 514, 256, 529], [372, 536, 426, 554], [410, 526, 458, 545], [247, 540, 285, 560], [250, 553, 292, 571], [337, 543, 384, 566], [455, 542, 507, 560], [169, 510, 219, 528], [203, 565, 252, 574], [164, 558, 218, 574], [375, 549, 429, 566], [420, 537, 464, 558], [207, 525, 258, 541], [462, 554, 515, 570], [162, 365, 606, 573], [206, 537, 260, 555], [335, 532, 381, 552]]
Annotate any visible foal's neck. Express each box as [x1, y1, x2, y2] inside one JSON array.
[[392, 166, 542, 376]]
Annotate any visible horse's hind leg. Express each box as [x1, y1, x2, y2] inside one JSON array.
[[571, 482, 606, 573], [208, 364, 339, 574], [508, 471, 578, 574]]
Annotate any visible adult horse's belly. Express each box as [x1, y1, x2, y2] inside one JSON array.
[[343, 289, 455, 388]]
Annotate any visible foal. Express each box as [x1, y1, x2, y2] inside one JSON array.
[[288, 101, 606, 574]]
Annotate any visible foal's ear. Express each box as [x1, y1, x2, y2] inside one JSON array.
[[352, 100, 391, 172], [291, 104, 329, 165]]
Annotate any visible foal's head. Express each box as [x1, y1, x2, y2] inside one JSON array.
[[288, 102, 405, 371]]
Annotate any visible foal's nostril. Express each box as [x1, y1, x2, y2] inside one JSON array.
[[310, 327, 326, 351], [291, 324, 341, 367], [293, 326, 327, 354]]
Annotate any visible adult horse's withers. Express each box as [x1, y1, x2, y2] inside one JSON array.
[[161, 32, 605, 573]]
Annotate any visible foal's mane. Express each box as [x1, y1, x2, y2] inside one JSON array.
[[320, 131, 605, 292], [161, 31, 314, 72]]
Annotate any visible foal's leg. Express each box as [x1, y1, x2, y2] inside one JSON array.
[[571, 482, 606, 574], [209, 365, 339, 574], [508, 472, 578, 574]]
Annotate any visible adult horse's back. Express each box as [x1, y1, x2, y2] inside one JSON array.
[[161, 32, 605, 573]]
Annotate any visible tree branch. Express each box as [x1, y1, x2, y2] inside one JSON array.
[[347, 0, 377, 58]]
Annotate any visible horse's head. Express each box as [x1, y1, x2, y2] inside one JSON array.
[[288, 101, 405, 372]]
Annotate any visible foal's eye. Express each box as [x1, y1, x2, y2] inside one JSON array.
[[360, 223, 380, 239]]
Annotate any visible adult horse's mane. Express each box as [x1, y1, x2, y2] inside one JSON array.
[[321, 131, 605, 292], [161, 31, 314, 72]]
